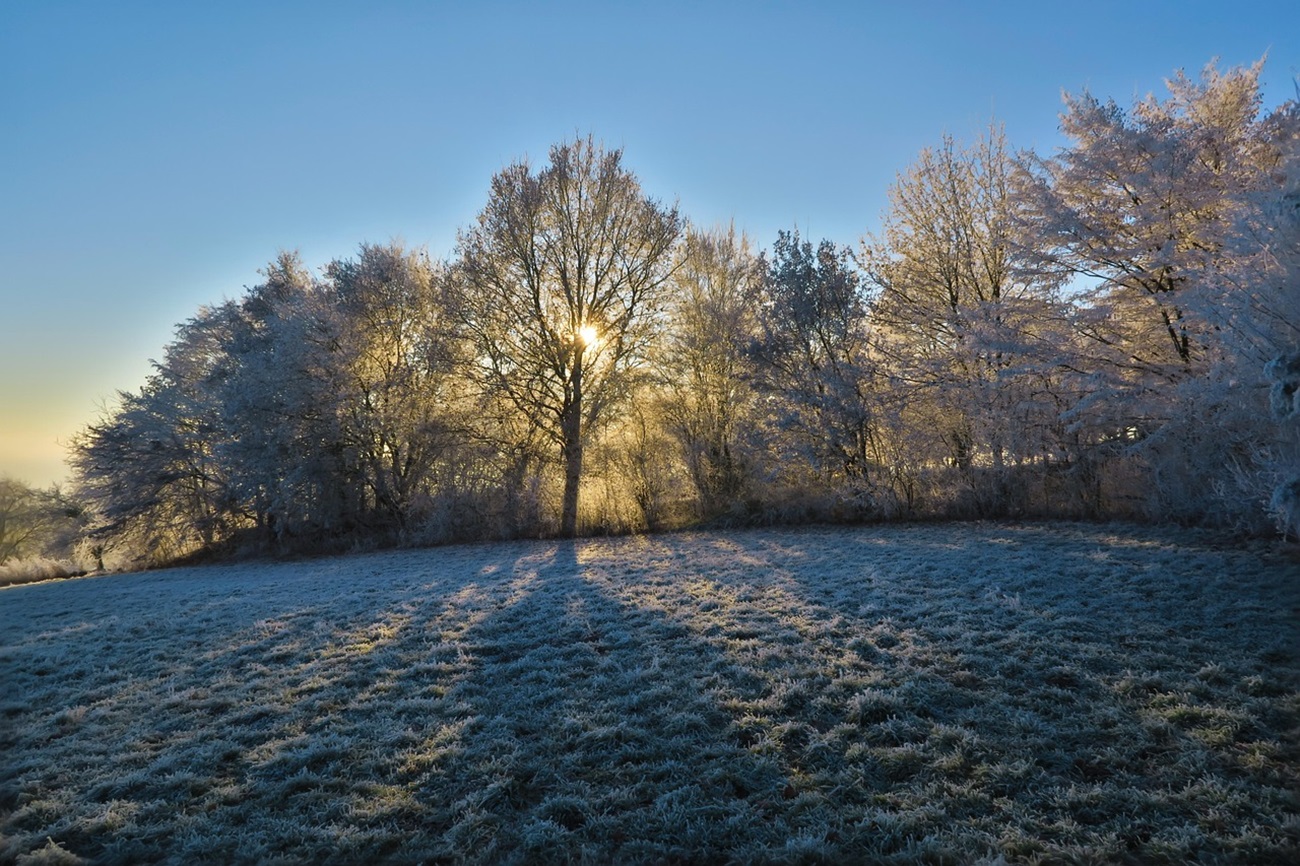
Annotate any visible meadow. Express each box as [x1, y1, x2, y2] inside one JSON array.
[[1, 523, 1296, 864]]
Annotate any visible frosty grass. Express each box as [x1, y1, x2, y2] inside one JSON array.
[[1, 523, 1297, 864]]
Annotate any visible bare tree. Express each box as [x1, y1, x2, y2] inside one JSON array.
[[862, 127, 1065, 513], [455, 137, 681, 536], [658, 223, 763, 515]]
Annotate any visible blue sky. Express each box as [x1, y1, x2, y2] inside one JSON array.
[[2, 0, 1296, 487]]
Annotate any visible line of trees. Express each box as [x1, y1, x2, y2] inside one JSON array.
[[61, 61, 1300, 566], [0, 478, 82, 566]]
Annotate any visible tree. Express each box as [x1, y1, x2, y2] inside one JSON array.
[[0, 477, 75, 564], [1236, 101, 1300, 536], [324, 242, 469, 531], [658, 223, 763, 515], [455, 136, 682, 536], [214, 251, 363, 542], [1014, 58, 1298, 523], [752, 230, 880, 493], [861, 126, 1066, 514], [70, 306, 239, 562], [213, 245, 474, 544], [1015, 60, 1281, 381]]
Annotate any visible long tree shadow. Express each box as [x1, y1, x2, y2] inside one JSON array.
[[3, 526, 1296, 864], [666, 524, 1300, 864], [376, 539, 813, 864], [4, 538, 808, 864], [0, 544, 542, 864]]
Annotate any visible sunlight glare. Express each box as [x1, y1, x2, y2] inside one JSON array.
[[577, 324, 599, 348]]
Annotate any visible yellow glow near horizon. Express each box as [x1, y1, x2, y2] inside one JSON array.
[[577, 324, 598, 348]]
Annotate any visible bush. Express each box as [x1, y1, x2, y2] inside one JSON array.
[[0, 557, 85, 588]]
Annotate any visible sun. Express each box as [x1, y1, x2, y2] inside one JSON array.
[[577, 324, 599, 348]]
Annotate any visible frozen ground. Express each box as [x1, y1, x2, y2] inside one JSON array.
[[1, 523, 1297, 864]]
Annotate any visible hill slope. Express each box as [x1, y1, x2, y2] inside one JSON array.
[[2, 523, 1297, 864]]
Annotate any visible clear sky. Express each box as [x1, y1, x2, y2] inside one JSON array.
[[2, 0, 1296, 488]]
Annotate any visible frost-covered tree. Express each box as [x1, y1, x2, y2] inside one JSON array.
[[1016, 61, 1278, 376], [455, 136, 682, 536], [753, 230, 881, 495], [657, 224, 763, 515], [70, 307, 239, 562], [323, 242, 470, 530], [1015, 59, 1299, 524], [0, 478, 80, 564], [211, 245, 476, 543], [0, 477, 46, 564], [1234, 102, 1300, 536], [862, 127, 1067, 514], [214, 252, 362, 541]]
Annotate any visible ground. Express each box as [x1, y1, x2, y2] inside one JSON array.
[[1, 522, 1297, 864]]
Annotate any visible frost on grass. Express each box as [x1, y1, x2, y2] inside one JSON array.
[[0, 524, 1297, 864]]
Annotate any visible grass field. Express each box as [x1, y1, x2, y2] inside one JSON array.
[[1, 523, 1297, 864]]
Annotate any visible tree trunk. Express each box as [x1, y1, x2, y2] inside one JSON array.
[[560, 412, 583, 537], [560, 358, 584, 537]]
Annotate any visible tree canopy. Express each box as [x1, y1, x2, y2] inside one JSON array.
[[58, 64, 1300, 567]]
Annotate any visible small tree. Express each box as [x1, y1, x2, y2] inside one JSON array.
[[455, 137, 681, 536]]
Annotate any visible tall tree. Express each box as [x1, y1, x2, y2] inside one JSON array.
[[455, 136, 681, 536], [215, 252, 356, 541], [70, 306, 239, 562], [1235, 101, 1300, 536], [324, 242, 468, 530], [753, 230, 879, 490], [658, 223, 763, 514], [862, 127, 1065, 513], [1015, 59, 1298, 522], [1015, 60, 1280, 380]]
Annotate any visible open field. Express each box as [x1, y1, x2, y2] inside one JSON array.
[[1, 523, 1297, 864]]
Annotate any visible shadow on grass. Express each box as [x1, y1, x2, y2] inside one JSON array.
[[669, 524, 1300, 864], [1, 545, 535, 863], [367, 539, 815, 863], [1, 525, 1297, 864]]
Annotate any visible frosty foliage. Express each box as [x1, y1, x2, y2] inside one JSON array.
[[656, 224, 764, 517], [1266, 353, 1300, 537], [65, 71, 1300, 562], [0, 556, 83, 588], [1011, 59, 1300, 531], [454, 136, 682, 537], [0, 478, 83, 568], [751, 230, 879, 495], [69, 245, 489, 563], [862, 127, 1069, 517], [1267, 354, 1300, 421]]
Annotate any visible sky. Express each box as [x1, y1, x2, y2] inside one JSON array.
[[2, 0, 1296, 488]]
